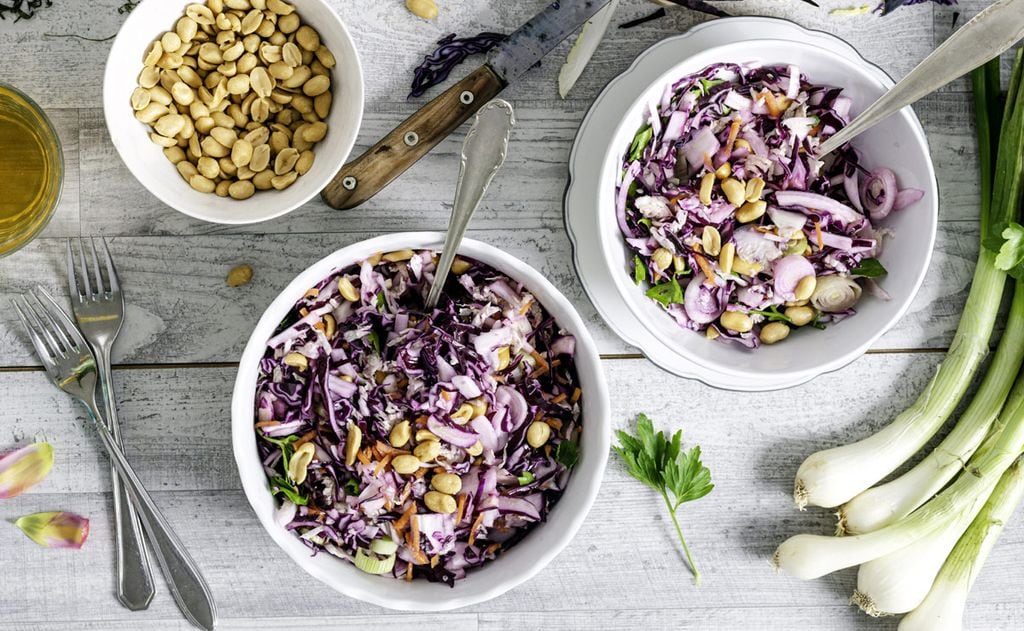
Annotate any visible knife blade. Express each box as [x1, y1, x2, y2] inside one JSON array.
[[321, 0, 614, 210]]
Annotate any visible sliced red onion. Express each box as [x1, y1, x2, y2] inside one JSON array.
[[471, 416, 498, 451], [774, 190, 864, 228], [684, 273, 725, 324], [662, 110, 689, 143], [427, 416, 480, 449], [894, 188, 924, 211], [860, 168, 898, 222], [843, 170, 863, 212], [772, 255, 816, 301], [495, 385, 528, 431], [818, 232, 854, 251]]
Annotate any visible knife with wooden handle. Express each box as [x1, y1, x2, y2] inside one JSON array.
[[321, 0, 614, 210]]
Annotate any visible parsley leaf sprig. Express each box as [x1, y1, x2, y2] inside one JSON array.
[[614, 414, 714, 585]]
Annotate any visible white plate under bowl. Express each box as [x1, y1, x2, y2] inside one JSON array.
[[232, 233, 610, 611], [566, 17, 938, 391], [103, 0, 364, 225]]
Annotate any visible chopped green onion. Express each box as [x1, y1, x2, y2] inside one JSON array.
[[354, 549, 396, 575], [370, 537, 399, 556], [518, 471, 535, 486]]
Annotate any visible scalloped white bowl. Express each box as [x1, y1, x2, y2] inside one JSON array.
[[103, 0, 364, 225], [597, 38, 937, 385], [232, 233, 610, 611]]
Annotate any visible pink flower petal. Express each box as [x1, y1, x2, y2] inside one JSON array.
[[14, 512, 90, 549], [0, 443, 54, 499]]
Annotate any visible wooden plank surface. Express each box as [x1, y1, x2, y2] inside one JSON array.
[[0, 0, 1021, 629]]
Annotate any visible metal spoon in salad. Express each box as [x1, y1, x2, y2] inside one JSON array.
[[817, 0, 1024, 156], [426, 99, 516, 309]]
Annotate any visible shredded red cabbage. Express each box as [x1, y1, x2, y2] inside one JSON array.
[[616, 62, 923, 347], [254, 250, 583, 585], [409, 32, 506, 99]]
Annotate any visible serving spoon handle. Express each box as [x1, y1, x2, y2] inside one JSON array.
[[817, 0, 1024, 156], [426, 99, 516, 309]]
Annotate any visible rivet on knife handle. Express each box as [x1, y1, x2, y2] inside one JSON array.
[[321, 65, 506, 210]]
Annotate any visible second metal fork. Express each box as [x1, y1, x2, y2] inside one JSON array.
[[67, 238, 154, 610]]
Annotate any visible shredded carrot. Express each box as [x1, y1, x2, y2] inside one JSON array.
[[433, 466, 446, 475], [440, 390, 453, 401], [430, 555, 439, 568], [468, 513, 485, 547], [395, 503, 416, 532], [373, 454, 393, 477], [702, 153, 714, 173], [724, 116, 742, 154], [550, 393, 567, 405], [304, 287, 320, 299], [414, 415, 429, 427], [547, 418, 563, 431], [530, 351, 549, 369], [299, 307, 309, 317], [409, 516, 421, 556], [405, 564, 413, 581], [254, 420, 281, 429], [312, 321, 325, 332], [383, 496, 393, 511], [814, 221, 824, 249], [414, 467, 428, 479], [693, 246, 717, 286], [292, 431, 316, 449], [356, 448, 372, 466], [455, 493, 467, 524], [485, 543, 501, 556], [571, 388, 582, 404]]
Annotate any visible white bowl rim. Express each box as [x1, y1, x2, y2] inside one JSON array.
[[595, 35, 938, 383], [231, 232, 611, 611], [102, 0, 365, 225]]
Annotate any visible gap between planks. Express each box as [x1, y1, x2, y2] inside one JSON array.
[[0, 347, 952, 373]]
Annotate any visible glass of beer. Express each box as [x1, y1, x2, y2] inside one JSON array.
[[0, 83, 63, 258]]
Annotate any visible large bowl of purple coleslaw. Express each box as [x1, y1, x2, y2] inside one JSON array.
[[596, 39, 937, 385], [232, 232, 609, 610]]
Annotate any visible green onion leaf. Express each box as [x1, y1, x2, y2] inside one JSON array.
[[368, 330, 382, 354], [629, 125, 653, 162], [517, 471, 536, 486], [633, 255, 647, 285], [270, 476, 308, 506]]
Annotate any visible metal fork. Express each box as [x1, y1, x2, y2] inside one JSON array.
[[66, 237, 154, 610], [14, 287, 218, 631]]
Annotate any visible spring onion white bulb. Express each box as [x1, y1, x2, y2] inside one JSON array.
[[778, 398, 1024, 581], [899, 457, 1024, 631], [839, 284, 1024, 534], [793, 259, 1003, 510], [852, 492, 988, 616]]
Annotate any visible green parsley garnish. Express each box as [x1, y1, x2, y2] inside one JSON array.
[[614, 414, 714, 585], [645, 278, 684, 307], [850, 258, 889, 278], [555, 439, 579, 468]]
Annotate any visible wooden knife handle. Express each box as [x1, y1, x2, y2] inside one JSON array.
[[322, 65, 506, 210]]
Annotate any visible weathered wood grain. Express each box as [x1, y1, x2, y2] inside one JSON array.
[[1, 356, 1022, 629], [0, 1, 1021, 629]]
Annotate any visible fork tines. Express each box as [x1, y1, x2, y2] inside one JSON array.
[[13, 286, 85, 363], [67, 237, 120, 302]]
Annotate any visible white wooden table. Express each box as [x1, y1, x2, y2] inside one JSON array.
[[0, 1, 1021, 629]]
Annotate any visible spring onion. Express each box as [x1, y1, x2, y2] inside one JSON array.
[[775, 377, 1024, 580], [355, 548, 396, 575], [793, 52, 1024, 510], [898, 457, 1024, 631], [838, 281, 1024, 534]]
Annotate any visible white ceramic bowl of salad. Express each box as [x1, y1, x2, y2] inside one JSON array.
[[103, 0, 364, 225], [598, 38, 937, 386], [232, 232, 610, 611]]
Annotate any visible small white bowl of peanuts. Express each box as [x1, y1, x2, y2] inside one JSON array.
[[103, 0, 364, 225]]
